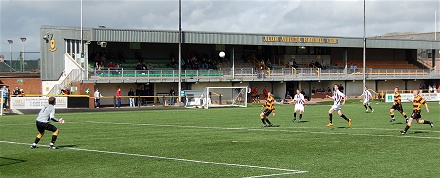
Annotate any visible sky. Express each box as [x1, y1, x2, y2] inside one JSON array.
[[1, 0, 440, 59]]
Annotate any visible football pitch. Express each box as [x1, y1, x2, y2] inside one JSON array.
[[1, 100, 439, 177]]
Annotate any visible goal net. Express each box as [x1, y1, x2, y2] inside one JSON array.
[[201, 87, 247, 109]]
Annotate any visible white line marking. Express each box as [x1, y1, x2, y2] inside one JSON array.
[[86, 121, 440, 140], [0, 140, 308, 177]]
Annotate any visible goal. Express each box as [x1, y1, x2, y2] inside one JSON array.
[[201, 87, 247, 109]]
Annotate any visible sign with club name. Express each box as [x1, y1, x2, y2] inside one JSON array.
[[385, 93, 439, 103], [263, 36, 338, 44], [10, 96, 68, 109]]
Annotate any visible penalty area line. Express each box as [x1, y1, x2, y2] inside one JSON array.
[[0, 140, 308, 177], [86, 121, 440, 140]]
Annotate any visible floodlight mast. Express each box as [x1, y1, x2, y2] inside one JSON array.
[[362, 0, 366, 88], [178, 0, 182, 105]]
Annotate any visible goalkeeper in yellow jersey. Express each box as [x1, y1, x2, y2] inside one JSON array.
[[400, 90, 434, 135], [260, 91, 276, 127]]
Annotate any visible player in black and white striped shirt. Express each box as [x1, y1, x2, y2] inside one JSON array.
[[359, 86, 374, 113], [291, 89, 307, 123], [326, 84, 352, 127]]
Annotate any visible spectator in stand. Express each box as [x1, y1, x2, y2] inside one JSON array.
[[117, 50, 125, 63], [61, 87, 70, 95], [128, 88, 135, 107], [108, 62, 115, 69], [315, 61, 322, 68], [312, 87, 316, 93], [136, 63, 143, 70], [116, 88, 121, 108], [266, 58, 272, 70], [94, 61, 100, 75], [353, 64, 357, 73], [13, 87, 21, 96]]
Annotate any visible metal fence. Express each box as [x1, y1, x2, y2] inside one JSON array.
[[87, 68, 438, 81]]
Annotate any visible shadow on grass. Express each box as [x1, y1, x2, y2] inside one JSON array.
[[296, 120, 309, 123], [392, 122, 406, 125], [413, 131, 427, 134], [57, 144, 78, 148], [0, 157, 27, 167]]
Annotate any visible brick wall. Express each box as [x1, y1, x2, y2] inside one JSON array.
[[0, 77, 42, 95]]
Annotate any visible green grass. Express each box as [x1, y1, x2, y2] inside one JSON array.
[[1, 101, 439, 177]]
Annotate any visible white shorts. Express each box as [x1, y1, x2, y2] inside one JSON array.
[[331, 104, 341, 111], [363, 100, 370, 105], [294, 104, 304, 112]]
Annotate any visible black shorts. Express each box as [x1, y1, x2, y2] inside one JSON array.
[[411, 111, 421, 119], [36, 121, 57, 133], [263, 109, 273, 116], [391, 104, 403, 112]]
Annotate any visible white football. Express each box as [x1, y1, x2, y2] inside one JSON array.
[[219, 51, 225, 58]]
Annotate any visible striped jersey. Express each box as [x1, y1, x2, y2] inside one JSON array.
[[263, 95, 275, 111], [394, 92, 401, 105], [332, 90, 345, 106], [293, 94, 305, 105], [412, 95, 427, 111], [363, 90, 372, 101]]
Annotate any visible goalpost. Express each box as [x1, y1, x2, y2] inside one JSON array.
[[0, 89, 4, 116], [201, 86, 247, 109]]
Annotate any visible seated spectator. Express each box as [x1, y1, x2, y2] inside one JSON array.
[[315, 61, 322, 68], [312, 87, 316, 93], [285, 91, 292, 100], [13, 87, 21, 95], [266, 58, 272, 69], [108, 62, 115, 69]]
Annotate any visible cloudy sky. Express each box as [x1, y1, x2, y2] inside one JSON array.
[[1, 0, 440, 58]]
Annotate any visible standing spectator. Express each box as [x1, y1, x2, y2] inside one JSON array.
[[169, 87, 176, 105], [263, 86, 268, 100], [339, 84, 344, 93], [94, 88, 103, 108], [2, 86, 8, 110], [116, 88, 121, 108], [128, 88, 135, 107]]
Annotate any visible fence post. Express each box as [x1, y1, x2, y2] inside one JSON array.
[[113, 96, 116, 108], [162, 95, 165, 106]]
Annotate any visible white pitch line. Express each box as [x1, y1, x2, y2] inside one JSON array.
[[0, 140, 308, 177], [86, 121, 440, 140], [286, 126, 440, 133]]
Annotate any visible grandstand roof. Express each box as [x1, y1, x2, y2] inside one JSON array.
[[41, 25, 440, 50], [372, 32, 440, 41]]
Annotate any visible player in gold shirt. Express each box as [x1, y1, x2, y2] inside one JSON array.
[[390, 87, 408, 123], [400, 90, 434, 135], [260, 91, 275, 127]]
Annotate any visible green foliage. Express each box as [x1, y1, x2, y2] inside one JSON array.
[[1, 101, 439, 177]]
